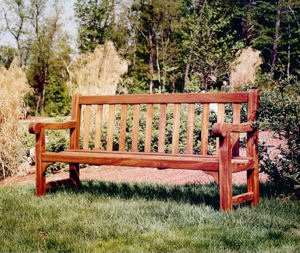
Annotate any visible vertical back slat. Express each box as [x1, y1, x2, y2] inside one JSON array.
[[70, 94, 81, 149], [201, 103, 209, 155], [216, 103, 225, 155], [232, 103, 241, 156], [144, 104, 153, 152], [119, 104, 128, 151], [172, 103, 181, 154], [132, 104, 140, 152], [158, 104, 167, 153], [94, 105, 103, 150], [186, 103, 195, 154], [83, 105, 92, 150], [106, 104, 115, 151]]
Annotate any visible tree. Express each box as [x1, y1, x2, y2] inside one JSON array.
[[1, 0, 28, 63], [236, 0, 300, 79], [180, 0, 241, 91], [0, 46, 17, 68], [74, 0, 116, 52], [26, 0, 72, 115], [128, 0, 181, 94]]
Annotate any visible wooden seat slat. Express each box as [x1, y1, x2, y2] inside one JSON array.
[[232, 103, 241, 156], [186, 104, 195, 154], [42, 151, 253, 172], [94, 105, 103, 150], [158, 104, 167, 153], [83, 105, 92, 150], [132, 104, 140, 152], [106, 104, 115, 151], [64, 149, 253, 161], [119, 104, 128, 151], [145, 104, 154, 152], [171, 103, 181, 154], [201, 103, 209, 155]]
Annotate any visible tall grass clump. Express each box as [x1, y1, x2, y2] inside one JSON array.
[[0, 58, 31, 179], [229, 47, 263, 90], [68, 41, 128, 95]]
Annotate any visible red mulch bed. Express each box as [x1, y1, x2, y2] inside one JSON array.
[[0, 165, 268, 188]]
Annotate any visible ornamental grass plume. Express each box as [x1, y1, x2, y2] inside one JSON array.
[[68, 40, 128, 95], [229, 47, 263, 90], [0, 58, 31, 179]]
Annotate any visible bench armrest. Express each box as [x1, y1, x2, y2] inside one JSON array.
[[29, 120, 77, 134], [212, 122, 255, 137]]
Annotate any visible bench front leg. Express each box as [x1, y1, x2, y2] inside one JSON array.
[[218, 132, 233, 211], [35, 129, 46, 196]]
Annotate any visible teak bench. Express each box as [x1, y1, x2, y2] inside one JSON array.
[[29, 90, 259, 211]]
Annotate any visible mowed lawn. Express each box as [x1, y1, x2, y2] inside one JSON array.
[[0, 182, 299, 252]]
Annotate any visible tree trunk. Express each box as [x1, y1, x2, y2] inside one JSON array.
[[172, 81, 175, 93], [156, 37, 161, 93], [149, 31, 154, 94], [161, 31, 167, 93], [35, 95, 41, 116], [41, 83, 46, 115], [184, 54, 192, 92], [271, 0, 282, 73], [287, 21, 291, 78], [203, 71, 208, 92], [184, 1, 205, 92]]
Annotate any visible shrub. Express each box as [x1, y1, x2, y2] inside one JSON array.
[[258, 76, 300, 198]]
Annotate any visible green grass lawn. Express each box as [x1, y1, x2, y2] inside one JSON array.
[[0, 182, 299, 252]]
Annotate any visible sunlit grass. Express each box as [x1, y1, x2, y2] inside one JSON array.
[[0, 182, 299, 252]]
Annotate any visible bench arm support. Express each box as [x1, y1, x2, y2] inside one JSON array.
[[29, 120, 77, 134], [212, 122, 255, 137]]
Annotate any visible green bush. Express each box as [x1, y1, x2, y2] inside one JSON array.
[[20, 119, 70, 174], [258, 76, 300, 198]]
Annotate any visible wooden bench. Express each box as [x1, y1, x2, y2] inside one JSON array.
[[29, 90, 259, 211]]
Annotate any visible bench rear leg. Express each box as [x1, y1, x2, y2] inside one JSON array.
[[247, 130, 259, 206], [70, 163, 80, 188], [247, 166, 259, 206]]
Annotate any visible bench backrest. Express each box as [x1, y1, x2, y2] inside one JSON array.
[[69, 90, 259, 156]]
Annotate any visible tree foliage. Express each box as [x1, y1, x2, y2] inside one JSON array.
[[74, 0, 116, 52]]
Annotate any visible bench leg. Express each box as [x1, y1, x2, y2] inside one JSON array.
[[36, 162, 50, 196], [247, 130, 259, 207], [219, 133, 233, 211], [247, 166, 259, 206], [70, 163, 80, 188]]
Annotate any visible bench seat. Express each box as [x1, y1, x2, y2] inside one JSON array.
[[42, 150, 254, 172]]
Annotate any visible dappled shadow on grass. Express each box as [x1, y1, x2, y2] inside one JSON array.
[[48, 181, 220, 209], [47, 181, 284, 210]]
